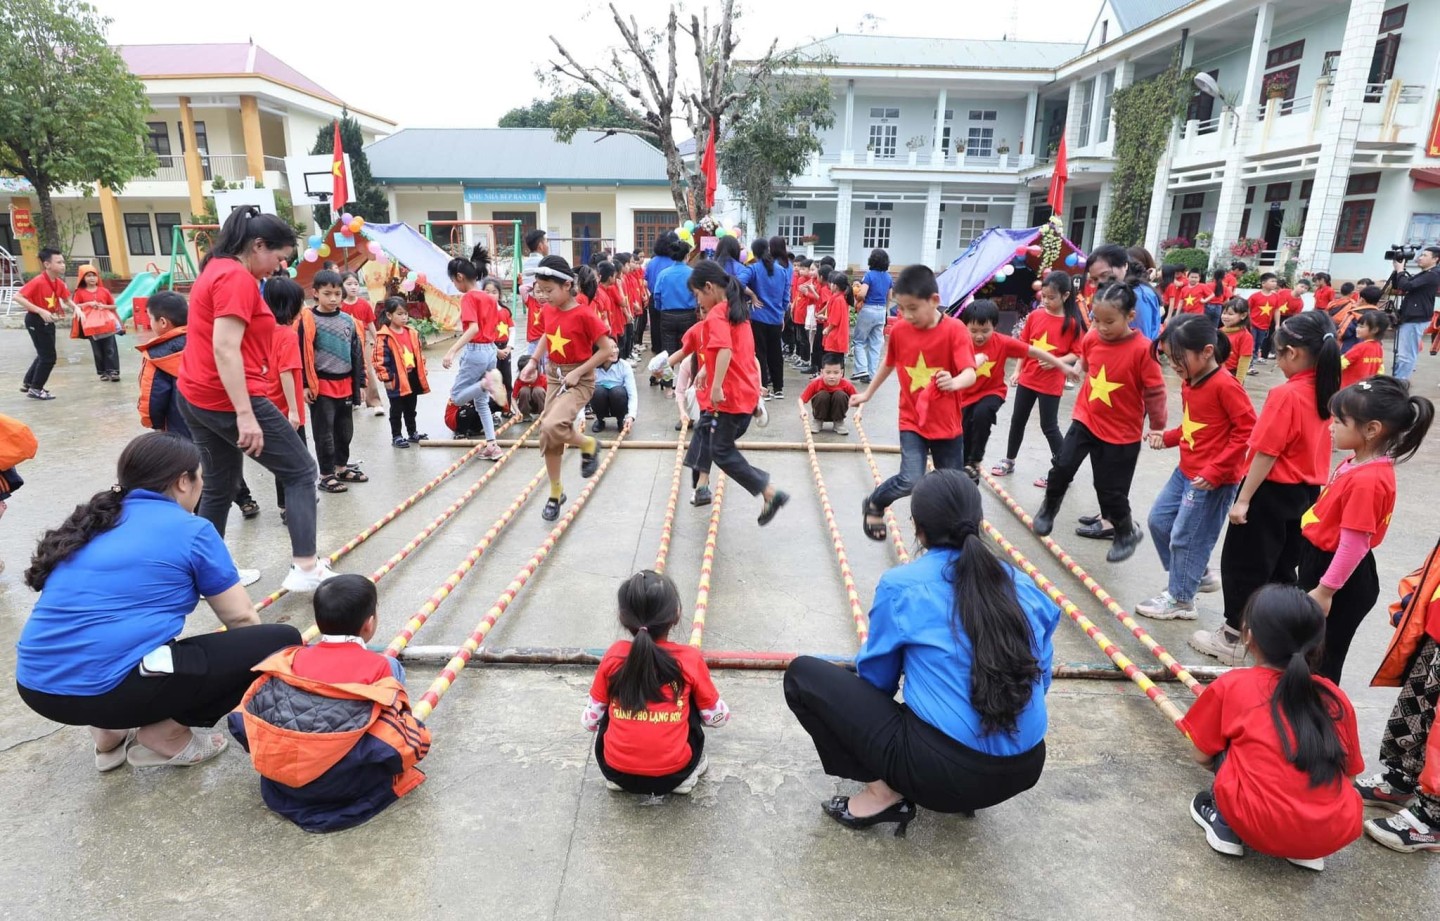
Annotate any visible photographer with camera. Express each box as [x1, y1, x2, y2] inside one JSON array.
[[1390, 244, 1440, 381]]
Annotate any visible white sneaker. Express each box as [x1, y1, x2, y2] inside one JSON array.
[[1189, 625, 1249, 666], [605, 780, 624, 792], [237, 568, 261, 588], [1286, 857, 1325, 871], [281, 559, 338, 593], [1135, 591, 1197, 620], [810, 419, 822, 434], [1197, 569, 1221, 593], [754, 402, 769, 428], [671, 753, 708, 795]]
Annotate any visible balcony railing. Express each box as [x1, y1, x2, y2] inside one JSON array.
[[816, 149, 1038, 173], [136, 153, 290, 190]]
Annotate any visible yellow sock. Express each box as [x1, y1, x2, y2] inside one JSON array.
[[550, 480, 564, 500], [582, 436, 597, 455]]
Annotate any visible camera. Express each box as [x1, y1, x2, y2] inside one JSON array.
[[1386, 244, 1418, 262]]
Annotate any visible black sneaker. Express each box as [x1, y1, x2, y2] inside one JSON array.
[[1032, 500, 1059, 537], [691, 485, 713, 507], [542, 494, 567, 522], [592, 419, 607, 433], [409, 432, 428, 443], [1354, 771, 1417, 813], [580, 442, 601, 478], [1190, 790, 1244, 857], [758, 490, 789, 526], [1365, 809, 1440, 853], [1106, 523, 1145, 563]]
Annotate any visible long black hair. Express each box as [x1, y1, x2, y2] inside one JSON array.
[[575, 264, 599, 300], [689, 259, 749, 324], [1329, 375, 1435, 464], [911, 470, 1040, 736], [1041, 270, 1087, 337], [609, 570, 684, 712], [752, 237, 775, 276], [1272, 311, 1342, 419], [767, 235, 791, 268], [25, 432, 201, 590], [202, 205, 296, 271], [468, 244, 491, 279], [1159, 312, 1230, 368], [828, 270, 854, 308], [714, 234, 743, 267], [1243, 585, 1350, 787]]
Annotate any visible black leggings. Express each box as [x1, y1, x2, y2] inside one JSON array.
[[389, 393, 418, 439], [1005, 385, 1063, 462], [22, 314, 57, 391], [783, 655, 1045, 813], [1219, 480, 1320, 631], [589, 385, 629, 423], [310, 393, 354, 473], [594, 707, 705, 795], [17, 624, 301, 730], [753, 320, 785, 392], [89, 335, 120, 376], [1298, 540, 1381, 684]]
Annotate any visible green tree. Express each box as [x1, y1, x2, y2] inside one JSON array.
[[0, 0, 154, 250], [719, 74, 833, 236], [499, 91, 626, 130], [309, 109, 388, 229]]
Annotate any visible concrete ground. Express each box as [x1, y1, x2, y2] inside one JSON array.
[[1, 326, 1437, 920]]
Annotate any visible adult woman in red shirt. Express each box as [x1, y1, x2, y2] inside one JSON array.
[[176, 206, 332, 594]]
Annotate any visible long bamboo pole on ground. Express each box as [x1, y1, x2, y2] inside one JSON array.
[[799, 400, 869, 646], [419, 438, 900, 453], [853, 409, 911, 564], [688, 474, 727, 647], [651, 419, 690, 575]]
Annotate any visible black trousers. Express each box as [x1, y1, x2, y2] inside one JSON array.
[[89, 335, 120, 376], [22, 313, 57, 391], [963, 394, 1005, 466], [17, 624, 301, 730], [389, 393, 418, 439], [1298, 540, 1381, 684], [684, 410, 715, 485], [1043, 422, 1141, 531], [809, 389, 849, 423], [649, 306, 664, 353], [711, 411, 769, 496], [276, 428, 308, 508], [594, 706, 705, 795], [783, 656, 1046, 813], [589, 385, 629, 423], [782, 314, 799, 353], [619, 322, 633, 359], [658, 310, 696, 359], [1219, 480, 1320, 631], [807, 329, 826, 374], [310, 393, 354, 473], [1005, 385, 1063, 462], [754, 320, 785, 392], [795, 320, 812, 364]]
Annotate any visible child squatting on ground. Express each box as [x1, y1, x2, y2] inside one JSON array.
[[228, 574, 431, 833]]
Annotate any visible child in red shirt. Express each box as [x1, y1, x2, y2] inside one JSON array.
[[16, 248, 75, 399], [511, 355, 546, 420], [71, 263, 121, 381], [959, 299, 1068, 476], [341, 271, 385, 416], [1181, 584, 1364, 870], [853, 265, 977, 541], [1137, 316, 1257, 620], [1178, 270, 1210, 316], [1193, 312, 1342, 665], [1032, 283, 1166, 563], [583, 571, 729, 795], [820, 271, 852, 365], [802, 356, 858, 435], [1248, 274, 1288, 364], [1221, 300, 1254, 378], [1312, 273, 1335, 311], [1340, 310, 1388, 388], [444, 257, 505, 461], [1299, 375, 1433, 682], [374, 297, 431, 448]]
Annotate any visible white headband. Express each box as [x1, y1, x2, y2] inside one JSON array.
[[533, 265, 574, 282]]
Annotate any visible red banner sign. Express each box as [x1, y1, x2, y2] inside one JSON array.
[[1428, 95, 1440, 158], [10, 206, 34, 237]]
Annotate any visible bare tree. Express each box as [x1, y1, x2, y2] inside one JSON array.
[[547, 0, 786, 220]]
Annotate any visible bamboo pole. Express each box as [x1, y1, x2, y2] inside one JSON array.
[[853, 409, 911, 564], [652, 419, 690, 574], [419, 438, 901, 453], [688, 473, 727, 647], [799, 400, 869, 646]]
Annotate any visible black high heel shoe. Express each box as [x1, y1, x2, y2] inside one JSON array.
[[820, 795, 917, 837]]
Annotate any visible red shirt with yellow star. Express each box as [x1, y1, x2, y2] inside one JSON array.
[[1247, 369, 1331, 486], [19, 273, 69, 316], [1300, 456, 1396, 552], [1015, 309, 1083, 396], [493, 306, 513, 348], [539, 301, 608, 367], [1340, 339, 1384, 389], [884, 314, 975, 439], [460, 289, 500, 341], [962, 331, 1029, 408], [1179, 283, 1211, 315], [1247, 290, 1288, 331], [1160, 368, 1256, 485], [1072, 329, 1166, 445]]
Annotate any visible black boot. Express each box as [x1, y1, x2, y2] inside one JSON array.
[[1106, 518, 1145, 563], [1033, 498, 1060, 537]]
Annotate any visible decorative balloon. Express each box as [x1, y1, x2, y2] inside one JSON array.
[[351, 217, 365, 230], [994, 272, 1007, 283], [341, 213, 353, 225], [307, 234, 323, 249], [1014, 245, 1029, 256], [317, 244, 331, 258], [683, 220, 696, 232], [1064, 253, 1079, 267], [303, 248, 319, 263], [400, 280, 415, 293], [1027, 245, 1043, 256], [415, 273, 427, 287], [368, 241, 384, 257], [1032, 280, 1043, 291], [288, 266, 298, 278]]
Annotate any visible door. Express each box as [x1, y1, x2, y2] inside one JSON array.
[[812, 222, 836, 254], [572, 212, 602, 266], [1263, 207, 1284, 254]]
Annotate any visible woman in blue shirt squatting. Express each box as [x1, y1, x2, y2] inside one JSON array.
[[784, 469, 1060, 836]]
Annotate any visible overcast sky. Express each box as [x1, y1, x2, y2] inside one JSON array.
[[91, 0, 1100, 130]]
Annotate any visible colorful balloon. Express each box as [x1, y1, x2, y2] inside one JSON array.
[[415, 273, 427, 287], [1014, 245, 1028, 256], [683, 220, 696, 232], [341, 213, 353, 225], [317, 244, 331, 258], [994, 272, 1007, 283], [303, 248, 319, 263], [1031, 280, 1043, 291], [351, 217, 365, 230], [287, 266, 298, 278], [1064, 253, 1079, 267], [307, 234, 323, 248], [400, 280, 415, 293]]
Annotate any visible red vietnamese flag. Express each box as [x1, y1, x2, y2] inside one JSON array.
[[700, 118, 719, 210], [1047, 135, 1068, 218], [331, 120, 348, 212]]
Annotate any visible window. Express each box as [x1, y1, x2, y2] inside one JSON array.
[[1177, 212, 1202, 242], [1187, 69, 1220, 124], [936, 212, 945, 250], [425, 211, 458, 247], [1182, 192, 1206, 209], [1346, 172, 1381, 195], [1264, 183, 1292, 203], [145, 122, 171, 157], [1379, 4, 1407, 32], [953, 203, 987, 246], [1245, 186, 1256, 204], [124, 213, 155, 256], [1097, 71, 1115, 142], [87, 213, 108, 257], [868, 107, 899, 158], [1334, 200, 1374, 253], [1099, 19, 1108, 44], [492, 211, 539, 246], [862, 215, 891, 250], [1239, 209, 1252, 238], [777, 214, 806, 246], [967, 110, 997, 121], [965, 127, 994, 157], [869, 107, 900, 119], [1408, 212, 1440, 246], [1367, 34, 1402, 100], [155, 213, 182, 255], [862, 202, 894, 211], [1076, 80, 1095, 146], [934, 110, 954, 153], [777, 200, 808, 211], [1322, 51, 1341, 77], [633, 210, 678, 255], [1300, 179, 1314, 200], [1261, 66, 1299, 103], [1265, 40, 1305, 69], [177, 121, 210, 178]]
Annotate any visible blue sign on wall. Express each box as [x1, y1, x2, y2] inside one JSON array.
[[464, 187, 546, 203]]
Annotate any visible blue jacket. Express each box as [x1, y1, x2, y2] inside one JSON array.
[[749, 260, 791, 326], [654, 263, 696, 313], [1131, 285, 1162, 341], [645, 256, 676, 301]]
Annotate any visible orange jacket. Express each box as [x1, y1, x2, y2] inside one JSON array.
[[134, 326, 189, 434], [1371, 538, 1440, 796], [297, 308, 365, 398], [373, 325, 430, 397]]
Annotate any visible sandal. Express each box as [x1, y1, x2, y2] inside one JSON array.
[[239, 499, 260, 519], [95, 728, 137, 772], [318, 474, 348, 493], [1033, 476, 1049, 489], [126, 729, 228, 768], [336, 466, 369, 483], [861, 499, 888, 542], [990, 459, 1014, 477]]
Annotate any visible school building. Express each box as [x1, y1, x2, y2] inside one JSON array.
[[751, 0, 1439, 281], [0, 42, 393, 277], [363, 128, 678, 267]]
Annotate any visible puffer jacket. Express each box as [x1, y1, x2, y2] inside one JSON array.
[[1372, 537, 1440, 797], [228, 647, 431, 833]]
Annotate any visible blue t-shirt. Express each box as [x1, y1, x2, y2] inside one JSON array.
[[861, 269, 892, 307], [749, 260, 791, 326], [855, 547, 1060, 756], [16, 490, 240, 695], [654, 262, 695, 313], [644, 255, 675, 301], [1131, 284, 1162, 341]]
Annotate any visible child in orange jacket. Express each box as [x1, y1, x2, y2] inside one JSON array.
[[374, 297, 430, 448]]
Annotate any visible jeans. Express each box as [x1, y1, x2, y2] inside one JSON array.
[[853, 305, 885, 378], [310, 394, 354, 473], [89, 335, 120, 376], [1146, 467, 1238, 603], [22, 313, 57, 391], [1395, 320, 1426, 381], [870, 430, 965, 511], [1253, 327, 1272, 360], [450, 342, 498, 441], [179, 394, 319, 557]]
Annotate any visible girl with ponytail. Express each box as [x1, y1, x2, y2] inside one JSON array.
[[1181, 585, 1364, 870], [582, 570, 730, 795], [785, 470, 1059, 836]]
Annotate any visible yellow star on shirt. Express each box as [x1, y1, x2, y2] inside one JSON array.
[[1259, 303, 1274, 317], [1341, 356, 1351, 371], [905, 353, 940, 393], [44, 295, 55, 308], [1430, 582, 1440, 604], [1087, 366, 1124, 406], [546, 328, 572, 357], [976, 359, 997, 378], [1032, 331, 1057, 353], [1179, 402, 1208, 449], [1301, 505, 1321, 529], [497, 321, 510, 338], [332, 161, 343, 176], [1184, 295, 1196, 307]]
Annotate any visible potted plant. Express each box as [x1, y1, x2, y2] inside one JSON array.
[[1265, 74, 1291, 100], [1228, 237, 1266, 259], [996, 141, 1011, 155], [955, 139, 967, 154], [1195, 230, 1213, 249], [800, 233, 819, 244], [906, 135, 926, 151]]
